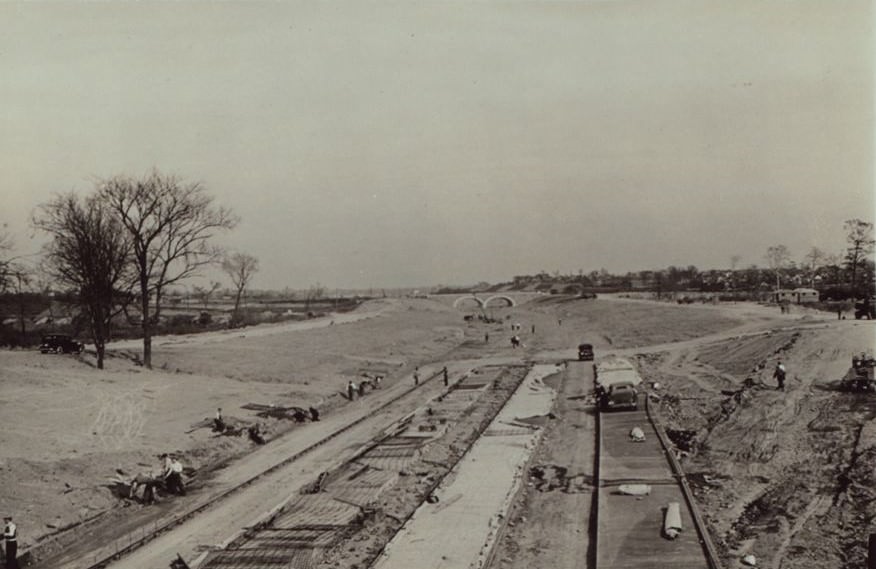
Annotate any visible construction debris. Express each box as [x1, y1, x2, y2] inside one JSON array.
[[629, 427, 646, 442], [617, 484, 651, 496]]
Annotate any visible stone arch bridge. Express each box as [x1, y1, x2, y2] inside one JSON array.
[[451, 294, 516, 310]]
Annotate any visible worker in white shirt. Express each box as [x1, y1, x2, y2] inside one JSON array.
[[162, 454, 186, 496]]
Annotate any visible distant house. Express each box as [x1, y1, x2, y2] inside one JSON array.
[[774, 290, 795, 303], [774, 288, 818, 304], [792, 288, 819, 304]]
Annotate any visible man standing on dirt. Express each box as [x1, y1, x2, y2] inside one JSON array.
[[213, 408, 225, 432], [414, 368, 420, 386], [165, 456, 186, 496], [773, 362, 787, 390], [347, 380, 357, 400], [485, 332, 489, 343], [442, 366, 449, 386], [4, 516, 18, 569]]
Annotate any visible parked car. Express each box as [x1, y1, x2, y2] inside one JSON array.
[[578, 343, 594, 361], [599, 381, 639, 411], [39, 334, 84, 354]]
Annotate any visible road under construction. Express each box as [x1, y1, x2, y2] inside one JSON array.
[[37, 356, 724, 569]]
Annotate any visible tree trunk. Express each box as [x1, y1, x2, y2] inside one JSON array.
[[96, 342, 105, 370], [141, 282, 152, 369], [233, 288, 243, 323]]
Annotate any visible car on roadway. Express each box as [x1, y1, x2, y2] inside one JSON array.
[[578, 343, 594, 361], [599, 381, 639, 411], [39, 334, 84, 355]]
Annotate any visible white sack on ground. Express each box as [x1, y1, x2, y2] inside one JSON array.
[[664, 501, 682, 539]]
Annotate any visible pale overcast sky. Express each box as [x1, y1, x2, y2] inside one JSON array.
[[1, 1, 873, 289]]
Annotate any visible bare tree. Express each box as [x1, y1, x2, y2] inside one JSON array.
[[304, 282, 325, 313], [33, 193, 132, 369], [765, 245, 791, 290], [221, 252, 259, 324], [0, 222, 14, 293], [802, 246, 825, 287], [843, 219, 875, 292], [193, 281, 222, 311], [99, 170, 238, 368]]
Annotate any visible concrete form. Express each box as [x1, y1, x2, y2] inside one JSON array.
[[372, 364, 560, 569]]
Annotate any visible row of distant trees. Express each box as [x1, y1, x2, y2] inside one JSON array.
[[1, 170, 259, 369], [510, 219, 875, 297]]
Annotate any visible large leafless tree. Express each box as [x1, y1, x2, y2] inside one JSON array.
[[221, 252, 259, 324], [843, 219, 875, 292], [765, 244, 791, 290], [99, 170, 238, 368], [33, 193, 133, 369], [0, 222, 15, 293]]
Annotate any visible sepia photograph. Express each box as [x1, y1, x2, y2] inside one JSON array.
[[0, 2, 873, 568]]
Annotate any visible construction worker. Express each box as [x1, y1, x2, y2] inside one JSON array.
[[309, 406, 320, 421], [4, 516, 18, 569], [162, 454, 185, 496], [773, 362, 787, 391], [248, 424, 266, 445], [414, 368, 420, 386], [442, 366, 449, 386], [347, 380, 356, 401], [213, 408, 225, 432]]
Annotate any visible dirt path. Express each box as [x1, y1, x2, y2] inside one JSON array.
[[488, 361, 597, 569]]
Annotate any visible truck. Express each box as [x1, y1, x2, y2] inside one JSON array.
[[840, 353, 876, 392], [595, 358, 642, 411], [854, 297, 875, 320]]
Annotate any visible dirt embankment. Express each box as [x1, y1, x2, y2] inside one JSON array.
[[0, 299, 472, 560], [647, 322, 876, 569]]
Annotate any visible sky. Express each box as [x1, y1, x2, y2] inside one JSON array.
[[1, 1, 873, 290]]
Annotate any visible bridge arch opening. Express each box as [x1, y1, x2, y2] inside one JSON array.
[[483, 295, 516, 309], [453, 296, 485, 310]]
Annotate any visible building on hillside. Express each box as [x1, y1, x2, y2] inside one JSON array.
[[792, 288, 819, 304]]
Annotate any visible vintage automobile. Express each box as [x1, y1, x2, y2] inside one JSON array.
[[39, 334, 84, 355], [599, 381, 639, 411], [578, 343, 594, 361]]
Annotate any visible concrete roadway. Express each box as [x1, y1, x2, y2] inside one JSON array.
[[597, 401, 708, 569]]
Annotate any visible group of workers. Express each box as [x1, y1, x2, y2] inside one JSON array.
[[347, 374, 383, 400], [128, 454, 186, 505]]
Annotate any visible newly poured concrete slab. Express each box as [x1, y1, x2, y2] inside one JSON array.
[[597, 401, 708, 569], [599, 405, 674, 483], [597, 484, 706, 569], [372, 364, 561, 569]]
